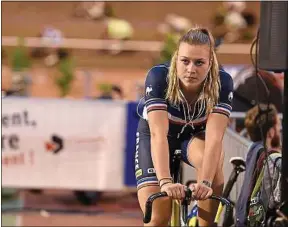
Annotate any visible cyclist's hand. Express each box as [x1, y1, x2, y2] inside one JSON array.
[[190, 183, 213, 200], [160, 183, 187, 200]]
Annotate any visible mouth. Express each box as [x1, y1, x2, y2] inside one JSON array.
[[184, 77, 197, 81]]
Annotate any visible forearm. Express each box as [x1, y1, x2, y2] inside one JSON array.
[[199, 140, 222, 183], [150, 135, 171, 180], [200, 113, 229, 183]]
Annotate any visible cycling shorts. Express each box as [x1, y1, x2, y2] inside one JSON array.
[[135, 119, 205, 190]]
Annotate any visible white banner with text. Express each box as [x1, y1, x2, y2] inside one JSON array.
[[2, 98, 127, 190]]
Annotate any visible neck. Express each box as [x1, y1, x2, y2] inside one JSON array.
[[180, 85, 202, 104], [265, 137, 272, 150]]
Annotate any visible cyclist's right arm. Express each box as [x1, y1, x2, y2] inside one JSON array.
[[144, 66, 171, 182], [148, 112, 185, 200], [144, 66, 185, 200], [147, 110, 170, 181]]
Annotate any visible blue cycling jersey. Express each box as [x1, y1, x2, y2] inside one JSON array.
[[137, 62, 234, 139]]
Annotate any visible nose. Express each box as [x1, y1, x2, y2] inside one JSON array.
[[187, 63, 196, 74]]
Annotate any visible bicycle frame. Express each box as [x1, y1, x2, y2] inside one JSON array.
[[170, 149, 182, 226]]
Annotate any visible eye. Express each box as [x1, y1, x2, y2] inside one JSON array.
[[195, 60, 204, 66], [181, 59, 189, 65]]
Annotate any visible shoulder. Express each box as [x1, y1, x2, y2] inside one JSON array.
[[219, 68, 234, 89], [145, 63, 170, 86], [146, 63, 169, 80]]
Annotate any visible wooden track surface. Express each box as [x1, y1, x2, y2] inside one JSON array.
[[6, 190, 143, 226]]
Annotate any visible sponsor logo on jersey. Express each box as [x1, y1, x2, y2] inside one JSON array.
[[228, 92, 233, 102], [146, 85, 153, 96]]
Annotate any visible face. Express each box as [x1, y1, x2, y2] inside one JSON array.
[[176, 42, 211, 90], [271, 116, 282, 148]]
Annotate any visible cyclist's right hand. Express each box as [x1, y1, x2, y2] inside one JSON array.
[[160, 182, 187, 200]]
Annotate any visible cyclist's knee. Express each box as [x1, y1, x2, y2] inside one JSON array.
[[138, 186, 171, 226], [210, 150, 225, 188], [213, 169, 224, 186], [212, 170, 224, 194], [145, 196, 171, 226]]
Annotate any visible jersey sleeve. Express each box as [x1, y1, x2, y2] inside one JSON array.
[[144, 65, 168, 114], [212, 70, 234, 117]]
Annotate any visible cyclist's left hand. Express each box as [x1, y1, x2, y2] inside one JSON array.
[[189, 183, 213, 200]]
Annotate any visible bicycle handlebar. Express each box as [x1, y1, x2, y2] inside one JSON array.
[[143, 189, 233, 224], [143, 192, 168, 224]]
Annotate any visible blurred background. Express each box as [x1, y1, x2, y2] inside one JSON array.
[[1, 1, 284, 226]]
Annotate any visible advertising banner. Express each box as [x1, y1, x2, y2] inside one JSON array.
[[2, 98, 127, 190]]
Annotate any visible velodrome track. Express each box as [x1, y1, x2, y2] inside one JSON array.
[[15, 189, 143, 226]]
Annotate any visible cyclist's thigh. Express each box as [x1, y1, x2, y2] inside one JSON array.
[[135, 130, 171, 221], [135, 131, 158, 190], [182, 130, 224, 174], [135, 122, 179, 189], [181, 130, 206, 170]]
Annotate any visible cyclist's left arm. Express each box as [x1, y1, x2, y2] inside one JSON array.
[[200, 70, 234, 184], [200, 113, 229, 183]]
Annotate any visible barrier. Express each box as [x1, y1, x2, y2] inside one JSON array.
[[222, 128, 252, 200], [2, 97, 127, 190]]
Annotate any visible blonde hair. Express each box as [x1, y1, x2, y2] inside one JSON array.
[[165, 26, 221, 115]]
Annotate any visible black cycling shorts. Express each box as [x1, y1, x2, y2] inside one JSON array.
[[134, 119, 205, 190]]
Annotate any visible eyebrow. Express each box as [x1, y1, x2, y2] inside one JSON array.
[[179, 56, 207, 61]]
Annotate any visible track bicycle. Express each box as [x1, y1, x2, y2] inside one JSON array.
[[144, 188, 232, 226], [143, 149, 235, 226]]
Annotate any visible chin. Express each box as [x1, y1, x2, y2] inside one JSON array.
[[184, 82, 201, 89]]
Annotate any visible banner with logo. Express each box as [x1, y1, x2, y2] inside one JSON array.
[[2, 98, 127, 190]]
